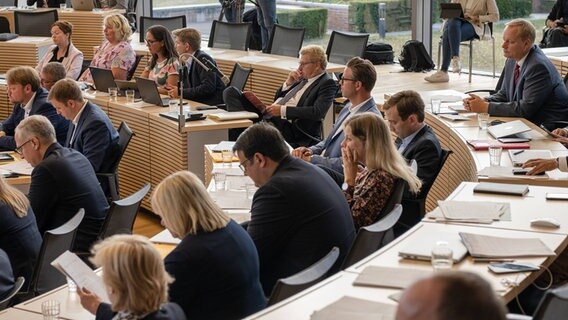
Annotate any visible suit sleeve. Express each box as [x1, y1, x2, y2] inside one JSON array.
[[308, 140, 326, 155], [285, 78, 337, 120], [96, 303, 116, 319], [28, 165, 57, 232], [404, 139, 441, 199], [183, 60, 224, 100], [547, 1, 561, 21], [488, 63, 555, 118], [310, 155, 343, 173], [79, 120, 113, 172], [0, 105, 21, 149]]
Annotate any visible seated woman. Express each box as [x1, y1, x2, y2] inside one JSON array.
[[425, 0, 499, 83], [0, 175, 42, 284], [36, 21, 84, 81], [79, 14, 136, 83], [77, 234, 186, 320], [151, 171, 266, 319], [141, 25, 179, 95], [342, 112, 422, 229], [542, 0, 568, 48]]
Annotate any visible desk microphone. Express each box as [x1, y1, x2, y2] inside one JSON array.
[[199, 57, 231, 86]]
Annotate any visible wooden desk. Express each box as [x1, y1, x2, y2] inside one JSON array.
[[0, 308, 45, 319], [14, 285, 95, 320], [543, 47, 568, 78], [0, 36, 52, 74]]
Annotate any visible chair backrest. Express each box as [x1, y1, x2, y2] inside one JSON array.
[[208, 20, 252, 51], [127, 54, 143, 81], [30, 209, 84, 296], [0, 0, 16, 6], [341, 204, 403, 269], [326, 30, 369, 65], [99, 184, 150, 239], [0, 276, 25, 311], [229, 63, 252, 91], [532, 283, 568, 320], [267, 24, 305, 57], [0, 16, 9, 34], [139, 15, 187, 43], [112, 121, 134, 174], [14, 10, 58, 37], [377, 178, 405, 221], [267, 247, 340, 306]]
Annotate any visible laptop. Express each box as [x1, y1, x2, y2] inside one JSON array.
[[89, 67, 116, 93], [487, 120, 532, 139], [135, 77, 170, 107], [398, 231, 469, 263], [114, 80, 141, 98], [440, 3, 464, 19], [71, 0, 95, 11]]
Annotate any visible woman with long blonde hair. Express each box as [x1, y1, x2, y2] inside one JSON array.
[[342, 112, 422, 229]]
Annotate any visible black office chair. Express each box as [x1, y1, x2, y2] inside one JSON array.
[[0, 0, 17, 6], [97, 121, 135, 202], [267, 247, 340, 306], [465, 66, 505, 96], [139, 15, 187, 43], [99, 184, 150, 239], [326, 30, 369, 65], [229, 63, 252, 91], [507, 283, 568, 320], [0, 276, 25, 310], [341, 204, 402, 269], [127, 54, 144, 81], [14, 10, 58, 37], [0, 16, 10, 34], [208, 20, 252, 51], [267, 24, 305, 57]]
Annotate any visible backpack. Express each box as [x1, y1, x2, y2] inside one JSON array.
[[363, 42, 394, 65], [399, 40, 435, 72], [243, 8, 262, 51]]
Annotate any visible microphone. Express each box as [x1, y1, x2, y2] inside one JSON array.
[[199, 57, 231, 86]]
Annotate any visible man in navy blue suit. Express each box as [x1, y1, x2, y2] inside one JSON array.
[[233, 122, 355, 296], [48, 79, 119, 174], [292, 57, 381, 173], [0, 66, 68, 150], [15, 115, 108, 252]]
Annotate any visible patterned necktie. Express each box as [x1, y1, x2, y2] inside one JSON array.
[[277, 79, 308, 105], [513, 63, 520, 88]]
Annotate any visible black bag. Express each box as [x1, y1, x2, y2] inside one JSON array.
[[363, 42, 394, 65], [399, 40, 435, 72], [243, 8, 262, 51]]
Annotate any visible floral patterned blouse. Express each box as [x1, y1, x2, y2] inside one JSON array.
[[145, 57, 180, 86], [80, 40, 136, 82], [343, 168, 395, 230]]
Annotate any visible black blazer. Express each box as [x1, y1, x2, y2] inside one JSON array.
[[96, 302, 186, 320], [165, 220, 265, 320], [28, 143, 108, 252], [248, 155, 355, 295], [182, 50, 225, 106], [0, 88, 69, 150], [64, 101, 119, 173], [0, 204, 41, 284], [0, 249, 14, 302], [272, 73, 338, 147]]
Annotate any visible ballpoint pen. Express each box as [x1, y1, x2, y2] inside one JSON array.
[[513, 150, 525, 155]]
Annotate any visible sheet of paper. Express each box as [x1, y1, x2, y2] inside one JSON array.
[[310, 296, 396, 320], [51, 251, 110, 303], [459, 232, 556, 258], [150, 229, 181, 245], [426, 204, 512, 223], [439, 114, 471, 121], [353, 266, 430, 289], [0, 160, 33, 175], [437, 201, 509, 222], [508, 150, 553, 166]]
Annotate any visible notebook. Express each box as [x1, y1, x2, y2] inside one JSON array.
[[71, 0, 95, 11], [440, 3, 464, 19], [466, 140, 530, 151], [459, 232, 556, 258], [487, 120, 531, 139], [508, 149, 553, 167], [135, 77, 170, 107], [398, 231, 468, 263], [473, 182, 529, 196], [207, 111, 259, 121]]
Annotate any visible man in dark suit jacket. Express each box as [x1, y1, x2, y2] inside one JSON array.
[[464, 19, 568, 126], [224, 45, 338, 147], [15, 115, 108, 252], [0, 66, 68, 150], [384, 90, 442, 233], [233, 123, 355, 296], [48, 79, 119, 173], [167, 28, 225, 106], [292, 57, 381, 173]]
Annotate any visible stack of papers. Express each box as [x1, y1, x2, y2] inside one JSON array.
[[459, 232, 556, 258], [0, 160, 33, 175], [353, 266, 430, 289], [310, 296, 397, 320], [508, 150, 553, 167], [430, 201, 510, 224], [478, 166, 549, 180], [150, 229, 180, 245], [207, 111, 259, 121]]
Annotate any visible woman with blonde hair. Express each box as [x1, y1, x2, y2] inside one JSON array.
[[151, 170, 265, 319], [0, 175, 41, 284], [79, 13, 136, 83], [77, 234, 186, 320], [36, 20, 84, 80], [342, 112, 422, 229]]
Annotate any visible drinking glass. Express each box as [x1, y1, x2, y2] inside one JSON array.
[[431, 241, 453, 271]]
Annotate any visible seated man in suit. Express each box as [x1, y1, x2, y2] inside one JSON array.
[[383, 90, 442, 233], [233, 123, 355, 296], [224, 45, 338, 147], [292, 57, 380, 173], [166, 28, 225, 106], [396, 272, 506, 320], [48, 79, 119, 174], [40, 62, 66, 91], [464, 19, 568, 126], [15, 115, 108, 252], [0, 66, 69, 150]]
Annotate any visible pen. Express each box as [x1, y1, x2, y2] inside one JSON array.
[[472, 258, 515, 263], [513, 150, 525, 155]]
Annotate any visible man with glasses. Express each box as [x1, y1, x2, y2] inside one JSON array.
[[292, 57, 381, 173], [233, 122, 355, 296], [40, 62, 66, 91], [15, 115, 108, 252], [0, 66, 68, 150], [224, 45, 337, 147]]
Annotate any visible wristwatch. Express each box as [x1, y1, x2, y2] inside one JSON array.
[[342, 182, 349, 191]]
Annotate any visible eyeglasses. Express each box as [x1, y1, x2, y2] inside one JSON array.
[[239, 158, 251, 173], [298, 61, 315, 67], [15, 139, 32, 155], [340, 77, 356, 83], [40, 79, 55, 86], [145, 39, 159, 45]]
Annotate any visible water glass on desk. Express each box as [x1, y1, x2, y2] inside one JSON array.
[[41, 300, 60, 320], [59, 3, 67, 10], [221, 150, 233, 167], [108, 87, 118, 102], [214, 172, 226, 191], [488, 142, 502, 166], [431, 98, 441, 114], [125, 90, 135, 103], [431, 241, 453, 271], [478, 113, 490, 130]]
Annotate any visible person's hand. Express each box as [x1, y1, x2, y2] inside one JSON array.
[[341, 146, 358, 187], [464, 94, 489, 113], [552, 128, 568, 137], [464, 13, 479, 23], [286, 70, 302, 86], [553, 136, 568, 145], [166, 85, 179, 99], [266, 104, 282, 117], [523, 158, 558, 175], [292, 147, 312, 161], [0, 131, 5, 138], [77, 287, 102, 315]]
